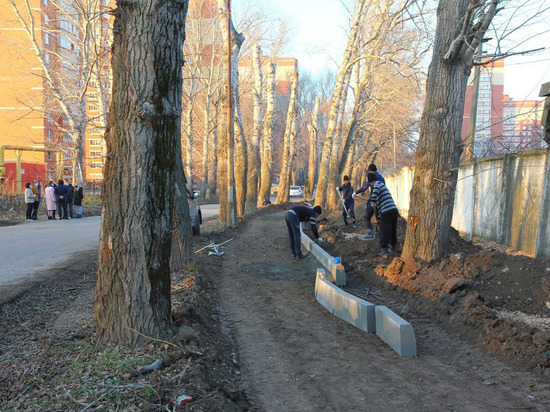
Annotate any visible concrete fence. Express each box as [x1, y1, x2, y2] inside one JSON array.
[[385, 147, 550, 258]]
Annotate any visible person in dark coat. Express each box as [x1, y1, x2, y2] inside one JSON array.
[[66, 181, 75, 218], [337, 175, 356, 228], [54, 179, 69, 219], [285, 205, 325, 259], [73, 183, 84, 218]]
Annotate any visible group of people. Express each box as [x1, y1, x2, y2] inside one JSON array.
[[24, 179, 84, 221], [285, 163, 398, 259]]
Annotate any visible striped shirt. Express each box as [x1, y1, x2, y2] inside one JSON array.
[[370, 181, 397, 214]]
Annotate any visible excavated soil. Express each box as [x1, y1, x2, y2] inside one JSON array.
[[1, 200, 550, 410]]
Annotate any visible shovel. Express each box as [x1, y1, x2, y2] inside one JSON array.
[[336, 187, 349, 215]]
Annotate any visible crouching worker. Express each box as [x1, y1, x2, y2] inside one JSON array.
[[367, 173, 398, 257], [285, 205, 325, 259]]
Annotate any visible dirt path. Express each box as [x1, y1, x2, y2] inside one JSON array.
[[198, 210, 550, 411]]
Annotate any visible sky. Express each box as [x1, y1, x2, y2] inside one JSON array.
[[233, 0, 550, 101]]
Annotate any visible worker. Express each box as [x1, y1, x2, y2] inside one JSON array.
[[367, 173, 398, 257], [337, 175, 356, 228], [353, 163, 385, 238], [285, 205, 325, 259]]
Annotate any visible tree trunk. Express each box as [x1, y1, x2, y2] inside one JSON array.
[[402, 0, 499, 261], [184, 103, 194, 189], [234, 96, 248, 217], [247, 44, 262, 212], [209, 119, 219, 199], [258, 63, 276, 204], [171, 148, 193, 273], [94, 0, 189, 345], [200, 94, 211, 200], [276, 72, 299, 204], [304, 96, 319, 199], [314, 0, 365, 209]]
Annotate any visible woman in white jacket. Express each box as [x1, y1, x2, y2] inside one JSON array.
[[44, 180, 57, 220], [24, 182, 35, 221]]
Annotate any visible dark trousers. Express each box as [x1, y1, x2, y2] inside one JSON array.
[[68, 200, 74, 218], [379, 208, 398, 249], [26, 203, 34, 220], [285, 211, 301, 256], [57, 198, 68, 219], [342, 202, 355, 224], [32, 201, 40, 219], [365, 203, 376, 230]]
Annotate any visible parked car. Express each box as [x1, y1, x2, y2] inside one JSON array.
[[186, 186, 202, 235], [289, 186, 304, 197]]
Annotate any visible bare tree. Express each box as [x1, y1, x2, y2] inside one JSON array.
[[94, 0, 189, 344], [402, 0, 500, 261], [258, 62, 277, 204], [7, 0, 111, 184], [276, 72, 299, 204]]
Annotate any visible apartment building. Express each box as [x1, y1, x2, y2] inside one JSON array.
[[462, 58, 545, 157]]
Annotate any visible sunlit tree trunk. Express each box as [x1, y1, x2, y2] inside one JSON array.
[[304, 96, 320, 198], [94, 0, 189, 345], [276, 72, 299, 204], [314, 0, 365, 209], [402, 0, 499, 261], [234, 94, 248, 217], [248, 44, 263, 211], [258, 63, 276, 204]]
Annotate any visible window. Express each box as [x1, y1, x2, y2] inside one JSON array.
[[90, 161, 103, 169], [44, 33, 50, 45], [47, 129, 52, 141], [44, 15, 49, 25], [90, 173, 104, 180], [89, 139, 103, 146], [59, 35, 72, 49], [89, 151, 102, 158], [64, 133, 73, 142], [88, 127, 102, 135], [88, 92, 98, 101], [47, 152, 53, 161], [88, 104, 99, 112]]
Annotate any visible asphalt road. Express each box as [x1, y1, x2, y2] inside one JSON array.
[[0, 216, 101, 288]]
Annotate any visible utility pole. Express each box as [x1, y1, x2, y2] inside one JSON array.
[[226, 0, 236, 226]]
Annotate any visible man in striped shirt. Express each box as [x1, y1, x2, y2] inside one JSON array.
[[367, 173, 398, 257]]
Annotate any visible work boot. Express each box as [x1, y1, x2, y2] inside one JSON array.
[[295, 253, 304, 260], [352, 222, 356, 228], [364, 229, 374, 239], [379, 248, 389, 257]]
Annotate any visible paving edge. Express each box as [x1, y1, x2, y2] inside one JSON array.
[[300, 225, 346, 286]]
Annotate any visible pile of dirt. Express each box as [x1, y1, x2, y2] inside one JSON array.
[[320, 200, 550, 373]]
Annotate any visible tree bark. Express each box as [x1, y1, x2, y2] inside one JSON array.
[[402, 0, 499, 261], [247, 44, 262, 211], [258, 63, 276, 204], [276, 72, 299, 204], [304, 96, 320, 199], [94, 0, 189, 345]]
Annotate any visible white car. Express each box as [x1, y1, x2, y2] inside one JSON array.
[[289, 186, 304, 197]]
